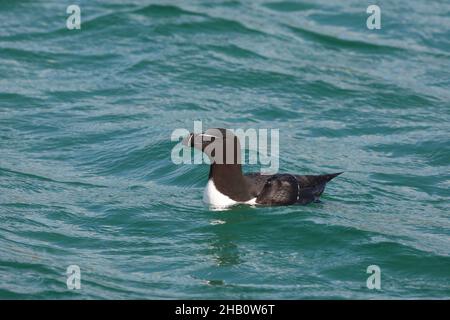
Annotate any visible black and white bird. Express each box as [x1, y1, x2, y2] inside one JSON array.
[[183, 128, 342, 207]]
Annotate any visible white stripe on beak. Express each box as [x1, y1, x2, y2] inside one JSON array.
[[199, 134, 219, 139]]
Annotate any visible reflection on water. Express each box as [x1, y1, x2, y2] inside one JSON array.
[[1, 0, 449, 299]]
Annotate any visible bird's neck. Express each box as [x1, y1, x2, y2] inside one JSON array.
[[208, 163, 252, 201]]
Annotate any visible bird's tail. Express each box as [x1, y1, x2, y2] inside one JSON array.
[[295, 172, 343, 187], [321, 172, 344, 182], [295, 172, 343, 204]]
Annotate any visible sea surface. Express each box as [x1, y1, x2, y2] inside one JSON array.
[[1, 0, 449, 299]]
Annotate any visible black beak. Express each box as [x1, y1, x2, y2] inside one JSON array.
[[182, 132, 220, 150]]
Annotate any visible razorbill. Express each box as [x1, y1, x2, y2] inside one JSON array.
[[183, 128, 342, 207]]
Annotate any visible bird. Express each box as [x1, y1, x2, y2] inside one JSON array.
[[182, 128, 342, 207]]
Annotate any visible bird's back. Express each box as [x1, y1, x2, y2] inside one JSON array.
[[244, 172, 342, 205]]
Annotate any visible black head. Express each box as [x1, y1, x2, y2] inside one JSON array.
[[182, 128, 241, 165], [257, 174, 299, 206]]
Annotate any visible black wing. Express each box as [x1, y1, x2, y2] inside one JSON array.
[[245, 172, 342, 205], [243, 172, 273, 197]]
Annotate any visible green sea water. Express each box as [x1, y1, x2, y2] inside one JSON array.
[[0, 0, 449, 299]]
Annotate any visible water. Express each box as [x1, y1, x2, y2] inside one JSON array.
[[1, 0, 449, 299]]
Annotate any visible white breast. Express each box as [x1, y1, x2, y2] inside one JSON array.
[[203, 179, 237, 207], [203, 179, 258, 208]]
